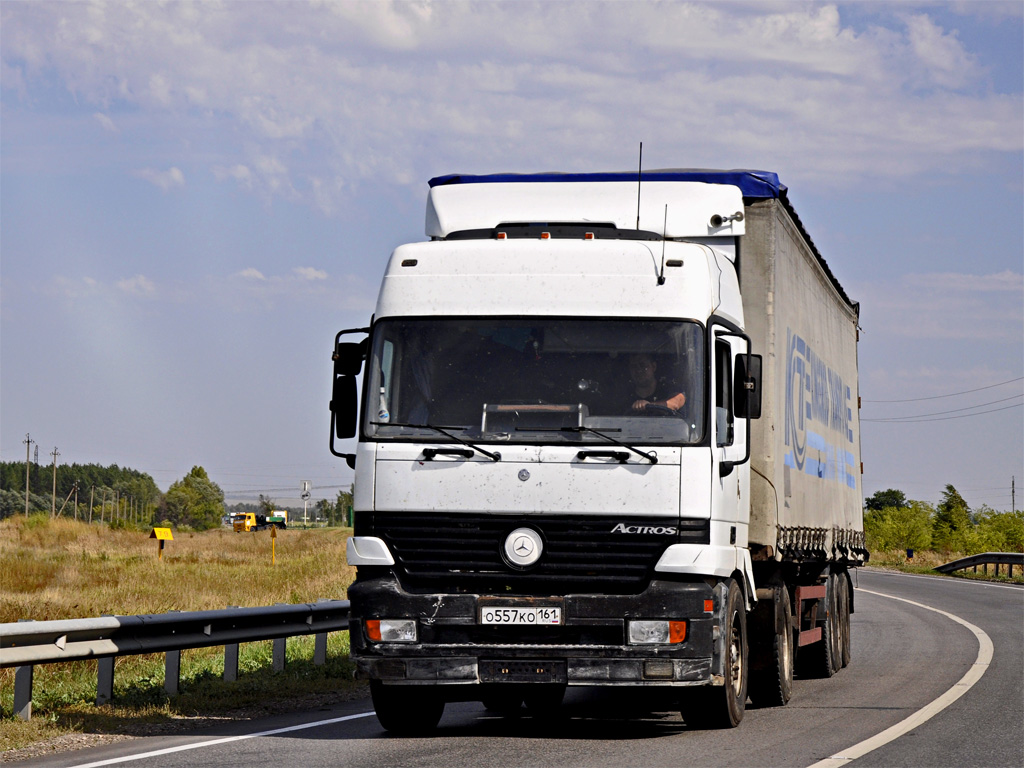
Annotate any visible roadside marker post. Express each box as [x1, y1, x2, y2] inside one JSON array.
[[150, 528, 173, 561]]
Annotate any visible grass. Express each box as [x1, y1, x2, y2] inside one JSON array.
[[0, 515, 361, 755]]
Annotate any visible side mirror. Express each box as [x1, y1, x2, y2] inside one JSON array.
[[734, 353, 762, 420], [331, 375, 358, 438], [334, 340, 366, 376]]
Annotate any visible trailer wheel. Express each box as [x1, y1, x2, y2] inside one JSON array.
[[748, 585, 793, 707], [681, 579, 747, 728], [797, 573, 840, 678], [370, 681, 444, 735], [838, 572, 852, 668]]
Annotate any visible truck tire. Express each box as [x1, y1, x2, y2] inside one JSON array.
[[681, 579, 747, 728], [748, 585, 793, 707], [838, 571, 851, 668], [370, 681, 444, 735], [797, 573, 840, 678]]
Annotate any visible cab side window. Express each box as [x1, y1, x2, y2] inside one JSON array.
[[715, 340, 734, 447]]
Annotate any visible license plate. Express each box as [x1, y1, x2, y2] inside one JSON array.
[[479, 606, 562, 625]]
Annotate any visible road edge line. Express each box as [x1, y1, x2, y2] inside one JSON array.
[[805, 588, 993, 768], [66, 711, 376, 768]]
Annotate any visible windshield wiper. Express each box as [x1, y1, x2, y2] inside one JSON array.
[[560, 426, 658, 464], [371, 421, 501, 462]]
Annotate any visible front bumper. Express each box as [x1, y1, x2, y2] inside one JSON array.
[[349, 575, 723, 687]]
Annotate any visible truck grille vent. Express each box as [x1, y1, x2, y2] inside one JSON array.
[[357, 512, 709, 596]]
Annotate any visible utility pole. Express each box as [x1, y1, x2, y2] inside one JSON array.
[[50, 447, 59, 518], [1013, 476, 1016, 513], [89, 485, 95, 523], [23, 433, 34, 515]]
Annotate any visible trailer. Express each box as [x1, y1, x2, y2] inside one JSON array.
[[329, 169, 865, 734]]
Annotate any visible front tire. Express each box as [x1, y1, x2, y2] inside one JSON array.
[[681, 579, 747, 728], [749, 584, 793, 707], [370, 681, 444, 735]]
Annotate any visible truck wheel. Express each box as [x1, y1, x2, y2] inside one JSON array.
[[681, 579, 747, 728], [748, 585, 793, 707], [797, 573, 839, 678], [838, 572, 852, 668], [370, 681, 444, 735]]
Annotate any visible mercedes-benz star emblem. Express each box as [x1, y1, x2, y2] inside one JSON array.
[[504, 527, 543, 568]]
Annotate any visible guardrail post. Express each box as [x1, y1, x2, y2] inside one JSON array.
[[97, 657, 114, 705], [223, 605, 240, 681], [14, 665, 33, 720], [273, 637, 286, 672], [165, 649, 181, 696], [314, 632, 328, 666], [314, 599, 330, 666]]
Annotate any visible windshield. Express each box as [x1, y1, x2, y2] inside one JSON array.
[[365, 318, 705, 445]]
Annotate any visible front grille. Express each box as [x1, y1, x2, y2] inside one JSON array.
[[356, 512, 709, 595]]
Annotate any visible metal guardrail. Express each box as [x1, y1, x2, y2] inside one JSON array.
[[0, 600, 350, 721], [934, 552, 1023, 578]]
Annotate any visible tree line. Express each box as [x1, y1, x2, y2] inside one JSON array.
[[864, 484, 1024, 555], [0, 461, 354, 532]]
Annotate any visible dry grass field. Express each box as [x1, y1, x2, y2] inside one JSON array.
[[0, 514, 360, 757]]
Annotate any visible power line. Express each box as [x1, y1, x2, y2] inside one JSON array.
[[863, 393, 1022, 420], [862, 402, 1022, 423], [862, 376, 1023, 403]]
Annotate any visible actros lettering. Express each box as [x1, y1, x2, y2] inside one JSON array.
[[611, 523, 678, 535]]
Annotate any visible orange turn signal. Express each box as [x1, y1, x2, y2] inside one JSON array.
[[669, 621, 687, 643], [703, 599, 714, 613], [365, 619, 382, 641]]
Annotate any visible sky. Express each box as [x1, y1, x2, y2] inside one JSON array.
[[1, 1, 1021, 511]]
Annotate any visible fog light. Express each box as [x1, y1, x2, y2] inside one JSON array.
[[644, 659, 675, 679], [628, 620, 686, 644], [365, 618, 417, 643]]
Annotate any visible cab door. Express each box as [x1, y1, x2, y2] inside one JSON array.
[[712, 328, 752, 543]]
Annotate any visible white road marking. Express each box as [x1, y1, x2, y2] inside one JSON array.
[[805, 588, 994, 768], [66, 711, 376, 768], [860, 568, 1023, 591]]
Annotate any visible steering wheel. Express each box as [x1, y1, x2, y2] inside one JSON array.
[[643, 403, 686, 419]]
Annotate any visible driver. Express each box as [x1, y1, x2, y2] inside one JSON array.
[[627, 353, 686, 414]]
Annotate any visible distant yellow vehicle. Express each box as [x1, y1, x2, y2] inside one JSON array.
[[232, 510, 288, 532]]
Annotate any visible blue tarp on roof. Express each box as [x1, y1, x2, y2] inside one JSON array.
[[428, 169, 786, 200]]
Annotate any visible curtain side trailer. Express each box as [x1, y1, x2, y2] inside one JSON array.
[[329, 169, 865, 734]]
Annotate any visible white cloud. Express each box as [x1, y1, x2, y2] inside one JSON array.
[[235, 268, 266, 280], [1, 2, 1020, 206], [116, 275, 156, 295], [293, 266, 327, 281], [93, 112, 118, 132], [134, 166, 185, 190]]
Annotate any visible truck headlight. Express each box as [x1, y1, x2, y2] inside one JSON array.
[[628, 620, 687, 644], [365, 619, 417, 643]]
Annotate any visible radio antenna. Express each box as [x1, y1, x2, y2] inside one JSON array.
[[635, 142, 643, 230], [658, 204, 668, 285]]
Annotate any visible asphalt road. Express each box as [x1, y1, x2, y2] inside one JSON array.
[[21, 569, 1024, 768]]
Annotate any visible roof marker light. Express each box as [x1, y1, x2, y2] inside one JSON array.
[[540, 232, 550, 240], [584, 232, 595, 240], [496, 232, 507, 240]]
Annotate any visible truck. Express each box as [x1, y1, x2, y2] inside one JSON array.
[[329, 169, 865, 734], [232, 510, 288, 532]]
